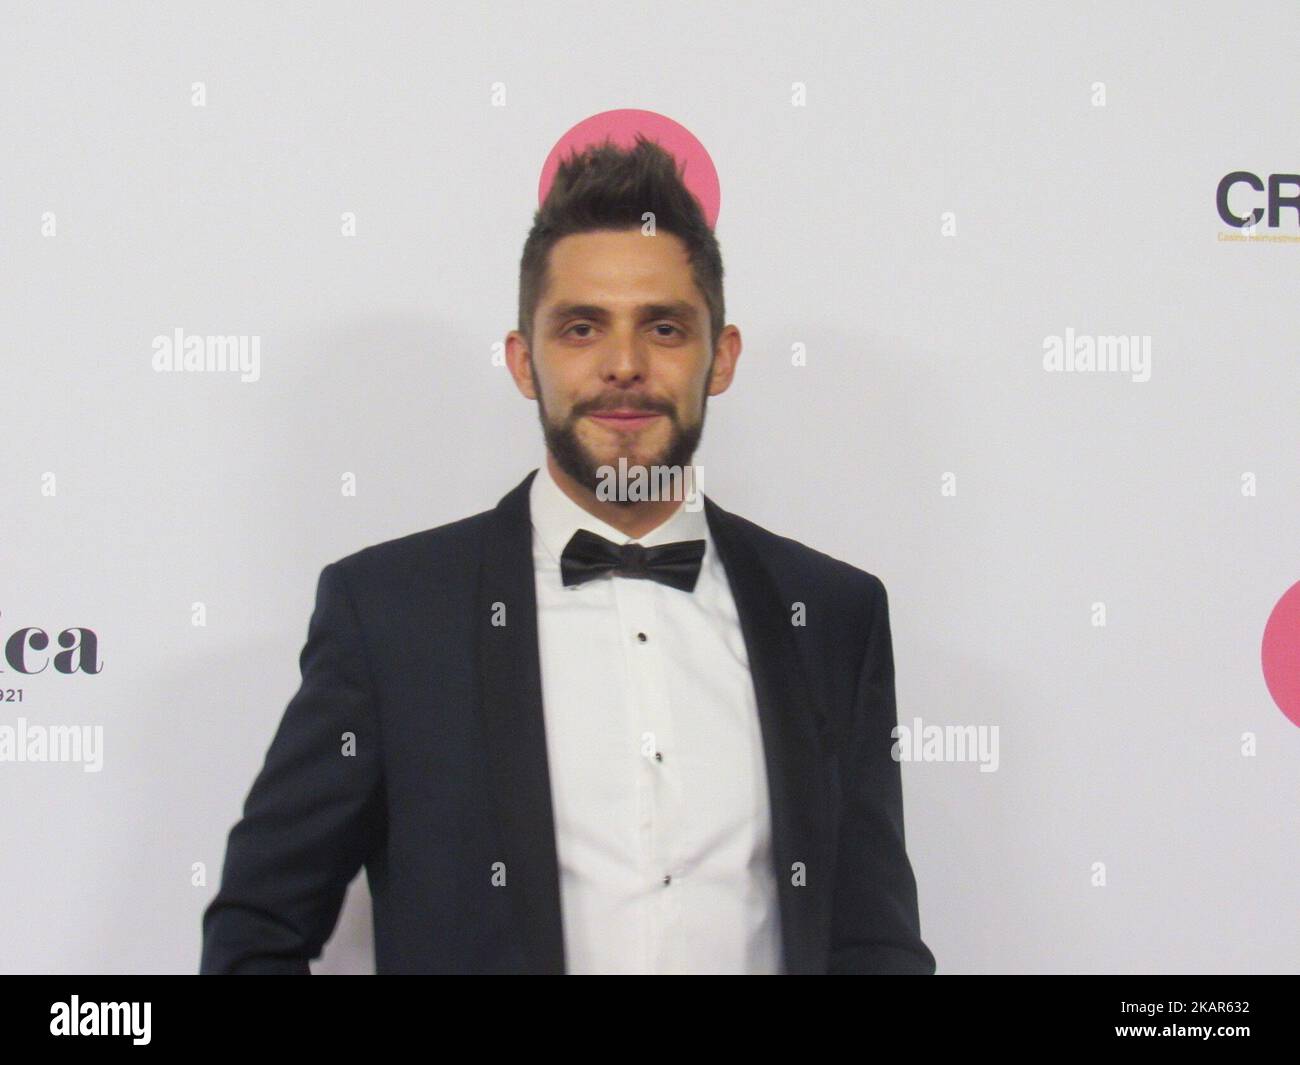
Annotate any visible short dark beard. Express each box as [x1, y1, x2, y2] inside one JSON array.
[[537, 390, 708, 506]]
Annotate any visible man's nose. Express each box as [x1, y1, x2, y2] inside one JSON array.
[[596, 328, 650, 385]]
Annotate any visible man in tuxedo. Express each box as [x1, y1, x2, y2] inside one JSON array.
[[201, 136, 936, 975]]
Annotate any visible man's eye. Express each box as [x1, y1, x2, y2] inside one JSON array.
[[653, 323, 683, 337], [564, 323, 595, 338]]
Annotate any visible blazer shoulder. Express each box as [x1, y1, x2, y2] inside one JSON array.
[[717, 505, 886, 603], [322, 506, 496, 586]]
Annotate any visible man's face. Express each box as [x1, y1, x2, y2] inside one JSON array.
[[506, 228, 739, 499]]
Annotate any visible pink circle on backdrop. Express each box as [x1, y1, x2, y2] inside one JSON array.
[[538, 109, 720, 229], [1262, 580, 1300, 728]]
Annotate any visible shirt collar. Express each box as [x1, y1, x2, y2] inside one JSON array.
[[530, 458, 710, 567]]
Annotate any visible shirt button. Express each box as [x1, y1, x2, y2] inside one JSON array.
[[663, 874, 672, 886], [654, 751, 663, 762], [636, 631, 648, 642]]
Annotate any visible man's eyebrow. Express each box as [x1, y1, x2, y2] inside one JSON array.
[[545, 301, 700, 324]]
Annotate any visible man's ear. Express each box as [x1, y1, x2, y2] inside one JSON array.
[[706, 324, 742, 397], [504, 330, 538, 400]]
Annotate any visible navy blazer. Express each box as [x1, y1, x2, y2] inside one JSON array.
[[200, 470, 936, 974]]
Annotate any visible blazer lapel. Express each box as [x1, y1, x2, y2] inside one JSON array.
[[474, 469, 837, 975], [475, 469, 566, 974], [703, 495, 838, 975]]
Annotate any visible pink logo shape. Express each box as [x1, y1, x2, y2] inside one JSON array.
[[539, 109, 720, 229], [1262, 579, 1300, 728]]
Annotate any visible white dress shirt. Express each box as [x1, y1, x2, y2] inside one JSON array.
[[529, 459, 784, 974]]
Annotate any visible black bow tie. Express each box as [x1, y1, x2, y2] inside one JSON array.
[[559, 528, 706, 593]]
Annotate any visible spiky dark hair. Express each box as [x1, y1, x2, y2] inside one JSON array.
[[517, 133, 724, 350]]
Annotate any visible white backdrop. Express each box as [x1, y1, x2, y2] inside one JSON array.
[[2, 1, 1297, 974]]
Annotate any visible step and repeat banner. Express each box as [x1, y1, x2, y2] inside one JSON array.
[[2, 1, 1297, 974]]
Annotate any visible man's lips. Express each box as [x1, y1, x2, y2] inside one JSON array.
[[586, 410, 664, 429]]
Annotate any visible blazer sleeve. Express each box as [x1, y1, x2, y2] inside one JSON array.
[[200, 561, 386, 974], [828, 577, 937, 974]]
